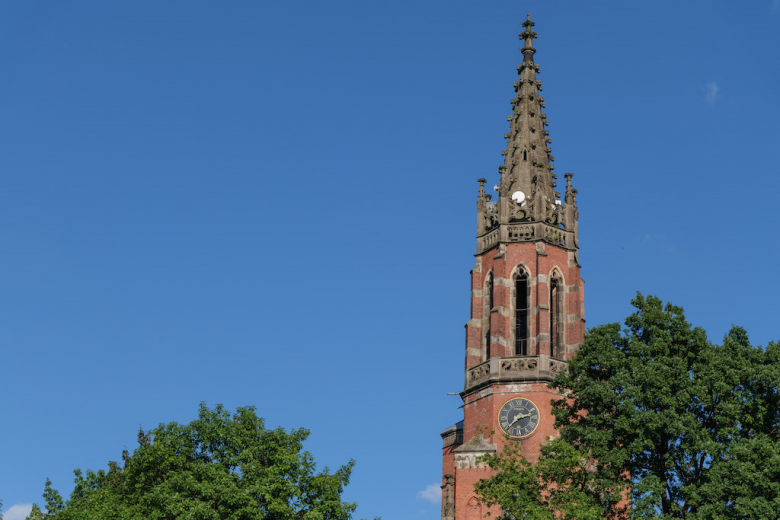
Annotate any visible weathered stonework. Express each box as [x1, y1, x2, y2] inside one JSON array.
[[464, 354, 569, 393], [440, 421, 464, 449], [452, 434, 497, 469]]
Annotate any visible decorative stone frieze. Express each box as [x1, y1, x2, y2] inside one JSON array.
[[476, 221, 575, 255], [463, 355, 569, 394], [452, 434, 497, 469]]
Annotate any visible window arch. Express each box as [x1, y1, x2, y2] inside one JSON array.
[[549, 270, 564, 359], [512, 266, 530, 356], [466, 496, 482, 520], [483, 272, 493, 361]]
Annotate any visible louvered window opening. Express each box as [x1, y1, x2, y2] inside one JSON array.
[[485, 276, 493, 360], [550, 278, 561, 359], [515, 274, 529, 356]]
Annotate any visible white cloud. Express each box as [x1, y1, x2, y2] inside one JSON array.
[[417, 483, 441, 504], [705, 82, 719, 104], [5, 504, 33, 520]]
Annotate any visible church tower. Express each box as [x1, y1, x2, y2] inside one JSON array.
[[440, 15, 585, 519]]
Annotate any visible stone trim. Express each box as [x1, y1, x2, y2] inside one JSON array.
[[481, 271, 494, 361], [441, 474, 455, 520], [494, 276, 513, 287], [462, 355, 569, 395], [489, 335, 508, 347], [453, 434, 497, 468], [496, 275, 538, 287], [453, 452, 492, 469], [440, 421, 464, 448], [476, 222, 577, 255], [548, 266, 564, 282], [493, 306, 510, 317]]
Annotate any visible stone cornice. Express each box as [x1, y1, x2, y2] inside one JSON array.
[[476, 221, 576, 255], [461, 355, 569, 397]]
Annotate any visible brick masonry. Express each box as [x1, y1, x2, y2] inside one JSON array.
[[441, 240, 584, 519]]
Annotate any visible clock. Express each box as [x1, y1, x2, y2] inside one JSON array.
[[498, 398, 540, 438]]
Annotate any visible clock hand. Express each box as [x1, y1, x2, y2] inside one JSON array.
[[508, 413, 530, 427]]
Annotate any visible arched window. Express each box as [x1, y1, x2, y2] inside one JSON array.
[[523, 149, 528, 161], [514, 268, 530, 356], [483, 273, 493, 360], [550, 272, 563, 359]]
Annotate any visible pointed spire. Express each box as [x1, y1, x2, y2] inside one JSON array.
[[475, 15, 579, 255], [498, 13, 558, 225]]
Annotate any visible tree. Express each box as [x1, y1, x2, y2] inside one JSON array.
[[475, 294, 780, 519], [474, 436, 623, 520], [28, 403, 369, 520]]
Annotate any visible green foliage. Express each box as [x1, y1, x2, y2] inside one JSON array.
[[475, 437, 624, 520], [475, 293, 780, 519], [26, 504, 46, 520], [29, 403, 364, 520]]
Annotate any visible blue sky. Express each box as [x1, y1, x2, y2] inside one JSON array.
[[1, 1, 778, 519]]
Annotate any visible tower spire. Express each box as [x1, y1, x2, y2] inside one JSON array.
[[476, 14, 578, 260], [497, 12, 558, 225]]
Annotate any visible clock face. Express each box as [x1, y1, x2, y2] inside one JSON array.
[[498, 398, 540, 438]]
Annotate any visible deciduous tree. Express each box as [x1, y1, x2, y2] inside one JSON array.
[[476, 294, 780, 519], [28, 403, 368, 520]]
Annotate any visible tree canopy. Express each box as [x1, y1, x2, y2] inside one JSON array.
[[475, 293, 780, 519], [28, 403, 365, 520]]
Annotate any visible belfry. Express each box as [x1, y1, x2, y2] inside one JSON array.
[[440, 15, 585, 519]]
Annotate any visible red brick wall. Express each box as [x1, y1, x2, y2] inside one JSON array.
[[444, 240, 585, 518], [466, 242, 583, 370]]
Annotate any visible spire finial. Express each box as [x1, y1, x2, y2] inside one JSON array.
[[521, 12, 535, 30], [520, 12, 537, 59], [477, 177, 487, 200]]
